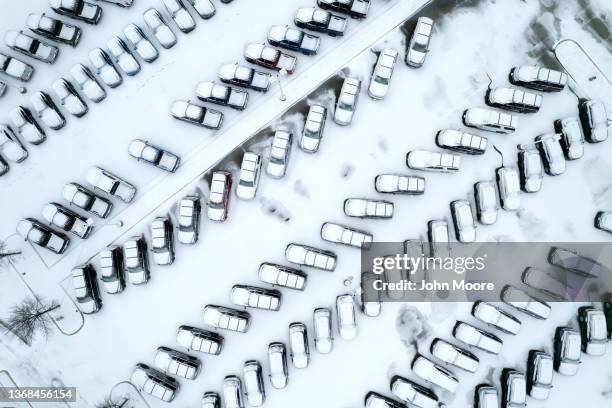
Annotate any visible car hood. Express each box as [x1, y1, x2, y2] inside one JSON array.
[[334, 107, 353, 125]]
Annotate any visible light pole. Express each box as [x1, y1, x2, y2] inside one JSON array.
[[275, 69, 288, 102]]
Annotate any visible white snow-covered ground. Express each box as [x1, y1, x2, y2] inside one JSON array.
[[1, 0, 612, 408]]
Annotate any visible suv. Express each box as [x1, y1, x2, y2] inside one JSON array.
[[534, 133, 565, 176], [202, 305, 251, 333], [320, 222, 373, 248], [285, 243, 336, 271], [17, 218, 69, 254], [554, 117, 584, 159], [496, 167, 521, 210], [10, 106, 45, 145], [289, 322, 310, 368], [244, 42, 297, 74], [578, 307, 607, 355], [150, 216, 174, 265], [368, 48, 398, 100], [26, 13, 81, 46], [208, 171, 232, 221], [485, 87, 542, 113], [517, 147, 543, 193], [62, 182, 112, 218], [99, 245, 125, 294], [123, 236, 149, 284], [294, 7, 347, 37], [501, 369, 526, 408], [317, 0, 370, 19], [579, 99, 608, 143], [178, 195, 201, 244], [450, 200, 476, 243], [267, 25, 320, 55], [131, 363, 179, 402], [176, 325, 223, 355], [72, 264, 101, 314], [436, 129, 487, 155], [406, 17, 433, 67], [258, 263, 307, 290], [300, 105, 327, 152], [218, 63, 271, 92], [474, 181, 498, 225], [463, 108, 518, 133], [171, 100, 223, 129], [407, 150, 461, 172], [154, 346, 201, 380], [267, 130, 293, 178], [334, 77, 361, 125], [230, 285, 282, 311], [49, 0, 102, 24], [236, 153, 262, 200], [509, 65, 567, 92], [31, 91, 65, 130], [196, 81, 248, 110], [375, 174, 425, 194]]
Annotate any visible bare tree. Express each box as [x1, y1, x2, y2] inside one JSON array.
[[0, 239, 21, 268], [96, 395, 130, 408], [4, 297, 59, 344]]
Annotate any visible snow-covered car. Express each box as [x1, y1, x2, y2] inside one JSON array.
[[62, 183, 112, 218], [406, 150, 461, 172], [171, 100, 223, 129], [86, 167, 136, 203], [527, 351, 553, 400], [267, 25, 320, 55], [178, 195, 200, 244], [124, 24, 158, 63], [430, 338, 479, 373], [31, 92, 65, 130], [285, 243, 336, 271], [553, 327, 581, 375], [509, 65, 567, 92], [150, 216, 174, 266], [463, 108, 518, 134], [70, 64, 106, 103], [0, 53, 33, 81], [243, 360, 265, 406], [548, 246, 603, 278], [473, 181, 498, 225], [131, 363, 179, 402], [334, 77, 361, 125], [143, 8, 176, 49], [360, 272, 381, 317], [128, 139, 180, 172], [26, 13, 81, 46], [184, 0, 215, 19], [364, 392, 404, 408], [258, 263, 307, 290], [123, 235, 149, 285], [578, 307, 607, 355], [244, 42, 297, 74], [517, 148, 543, 193], [579, 99, 608, 143], [17, 218, 69, 254], [0, 125, 28, 162], [496, 166, 521, 210], [595, 211, 612, 234], [501, 369, 526, 408], [436, 129, 488, 155], [374, 174, 425, 194], [343, 198, 393, 219], [406, 16, 433, 67], [49, 0, 102, 24], [313, 308, 333, 353], [52, 78, 88, 117], [412, 355, 459, 393], [106, 36, 140, 76], [475, 385, 498, 408], [154, 346, 201, 380], [554, 117, 584, 160], [196, 81, 248, 110], [268, 342, 288, 389], [289, 322, 309, 369], [218, 63, 271, 92], [207, 171, 232, 221], [453, 321, 503, 354], [201, 392, 220, 408], [428, 220, 450, 256], [368, 48, 398, 100], [521, 267, 571, 300], [267, 130, 292, 178], [162, 0, 195, 33], [42, 202, 92, 238], [236, 152, 262, 200], [4, 30, 58, 63], [317, 0, 370, 18], [486, 87, 542, 113], [472, 301, 521, 335], [294, 7, 347, 37], [230, 285, 282, 311], [320, 222, 373, 248], [535, 133, 565, 176], [501, 286, 551, 319], [300, 104, 327, 152], [450, 200, 476, 243], [202, 305, 251, 333], [223, 376, 244, 408], [336, 294, 357, 340], [390, 376, 438, 408], [72, 264, 101, 314], [89, 48, 122, 87], [99, 245, 125, 294], [176, 325, 223, 355]]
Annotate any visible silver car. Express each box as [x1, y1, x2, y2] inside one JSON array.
[[374, 174, 425, 194], [535, 133, 565, 176], [208, 171, 232, 221], [300, 104, 327, 153], [412, 355, 459, 393], [106, 36, 140, 76], [578, 307, 607, 356], [436, 129, 487, 155], [176, 325, 223, 355], [268, 342, 288, 389], [406, 150, 461, 172], [430, 338, 479, 372], [218, 63, 271, 92], [184, 0, 215, 19], [49, 0, 102, 24], [554, 327, 581, 375], [131, 363, 178, 402], [320, 222, 373, 248], [42, 202, 92, 238], [463, 108, 518, 134], [509, 65, 567, 92], [230, 285, 282, 311], [450, 200, 476, 243], [501, 286, 551, 319], [236, 152, 262, 200], [336, 294, 357, 340], [26, 13, 81, 46], [318, 0, 370, 19], [554, 117, 584, 159], [62, 182, 112, 218], [406, 16, 433, 67], [124, 24, 158, 63], [258, 263, 307, 290], [595, 211, 612, 234], [527, 351, 553, 400], [223, 376, 244, 408], [178, 195, 200, 244], [0, 125, 28, 163], [52, 78, 88, 117], [267, 25, 320, 56], [72, 264, 101, 314], [313, 307, 333, 354], [285, 243, 336, 271], [517, 147, 543, 193], [267, 130, 292, 178], [70, 64, 106, 103], [171, 100, 224, 129], [123, 235, 149, 285], [202, 305, 250, 333], [128, 139, 180, 172], [196, 81, 248, 110], [99, 245, 125, 294], [154, 347, 201, 380], [334, 77, 361, 125], [472, 301, 520, 335], [163, 0, 195, 33], [364, 392, 405, 408], [9, 106, 47, 145], [474, 181, 498, 225], [89, 48, 122, 87], [501, 369, 526, 408], [453, 321, 503, 354], [368, 48, 398, 100], [201, 392, 221, 408], [31, 91, 65, 130], [294, 7, 347, 37], [4, 30, 58, 63], [244, 42, 297, 74], [86, 167, 136, 203], [391, 376, 438, 408], [486, 87, 542, 113], [344, 198, 393, 219], [143, 8, 177, 49], [243, 360, 265, 406], [579, 100, 608, 143], [289, 322, 309, 369], [17, 218, 69, 254], [150, 216, 174, 266], [0, 53, 33, 81], [496, 166, 521, 211], [475, 385, 498, 408]]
